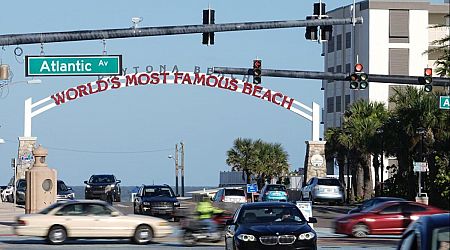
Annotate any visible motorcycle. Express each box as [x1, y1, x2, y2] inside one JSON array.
[[180, 211, 232, 246]]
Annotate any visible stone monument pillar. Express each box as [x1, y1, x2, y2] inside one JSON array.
[[25, 145, 57, 214], [17, 137, 37, 180], [303, 141, 327, 186]]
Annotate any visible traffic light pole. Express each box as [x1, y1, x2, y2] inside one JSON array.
[[213, 67, 450, 86], [0, 18, 362, 46]]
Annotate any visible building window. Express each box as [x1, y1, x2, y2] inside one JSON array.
[[345, 32, 351, 48], [345, 95, 351, 109], [328, 67, 334, 83], [336, 96, 342, 112], [345, 63, 351, 73], [336, 65, 342, 73], [327, 97, 335, 113], [328, 36, 334, 53], [336, 34, 342, 51], [389, 10, 409, 43], [389, 48, 409, 75]]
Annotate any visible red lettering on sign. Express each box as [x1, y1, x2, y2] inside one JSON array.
[[262, 89, 272, 102], [194, 74, 206, 85], [174, 72, 183, 84], [87, 82, 99, 94], [217, 77, 228, 89], [281, 95, 294, 110], [96, 80, 108, 92], [161, 72, 169, 83], [111, 76, 121, 89], [126, 74, 138, 86], [182, 73, 192, 84], [51, 92, 66, 105], [150, 73, 160, 84], [272, 93, 283, 105], [242, 82, 252, 95], [252, 85, 263, 98], [138, 73, 150, 85], [206, 75, 218, 87], [227, 78, 238, 91], [66, 88, 79, 101], [76, 84, 89, 97]]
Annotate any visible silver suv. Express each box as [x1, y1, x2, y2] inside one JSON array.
[[300, 177, 344, 205]]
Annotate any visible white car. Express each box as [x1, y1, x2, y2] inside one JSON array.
[[1, 185, 13, 202], [212, 187, 247, 203], [14, 200, 173, 244]]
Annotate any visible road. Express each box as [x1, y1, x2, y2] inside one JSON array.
[[0, 201, 401, 249]]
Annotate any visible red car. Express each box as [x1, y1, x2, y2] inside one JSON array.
[[334, 201, 446, 237]]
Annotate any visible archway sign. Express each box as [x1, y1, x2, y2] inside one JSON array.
[[23, 70, 320, 140]]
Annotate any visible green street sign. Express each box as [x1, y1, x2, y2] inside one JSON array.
[[440, 96, 450, 110], [25, 55, 122, 76]]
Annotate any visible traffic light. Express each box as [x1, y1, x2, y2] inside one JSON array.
[[253, 59, 262, 84], [202, 8, 215, 45], [305, 16, 318, 40], [349, 63, 369, 90], [423, 68, 433, 92]]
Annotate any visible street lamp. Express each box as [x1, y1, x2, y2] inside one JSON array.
[[168, 148, 179, 196], [416, 127, 426, 197], [376, 128, 384, 196]]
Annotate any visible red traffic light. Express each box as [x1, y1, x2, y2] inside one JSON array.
[[354, 63, 363, 72], [253, 60, 261, 69], [424, 68, 432, 76]]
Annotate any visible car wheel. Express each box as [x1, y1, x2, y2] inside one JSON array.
[[182, 230, 196, 246], [133, 224, 153, 244], [133, 202, 138, 214], [47, 225, 67, 245], [352, 223, 369, 238]]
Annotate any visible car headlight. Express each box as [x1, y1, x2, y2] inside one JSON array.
[[110, 184, 115, 188], [68, 193, 75, 198], [158, 221, 169, 227], [174, 202, 180, 207], [143, 202, 151, 206], [85, 185, 91, 188], [237, 234, 256, 241], [298, 232, 315, 240]]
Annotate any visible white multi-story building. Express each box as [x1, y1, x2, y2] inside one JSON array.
[[323, 0, 449, 177]]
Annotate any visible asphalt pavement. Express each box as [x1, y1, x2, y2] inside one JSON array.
[[0, 200, 401, 249]]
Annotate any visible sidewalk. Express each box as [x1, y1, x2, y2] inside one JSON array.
[[0, 202, 24, 235]]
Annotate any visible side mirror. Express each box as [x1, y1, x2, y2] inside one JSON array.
[[117, 180, 121, 184], [111, 211, 120, 217], [84, 181, 88, 184], [225, 219, 235, 226], [308, 217, 317, 224]]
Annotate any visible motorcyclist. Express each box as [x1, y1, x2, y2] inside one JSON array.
[[195, 196, 223, 235]]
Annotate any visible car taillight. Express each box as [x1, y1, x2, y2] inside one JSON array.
[[221, 195, 225, 202], [17, 219, 26, 226], [265, 192, 269, 195]]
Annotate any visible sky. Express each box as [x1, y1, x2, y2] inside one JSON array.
[[0, 0, 364, 187]]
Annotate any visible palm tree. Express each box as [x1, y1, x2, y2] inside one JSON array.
[[253, 140, 290, 189], [324, 127, 347, 190], [226, 138, 257, 184]]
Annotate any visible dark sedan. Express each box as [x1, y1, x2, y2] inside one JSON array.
[[348, 197, 405, 214], [397, 213, 449, 250], [225, 202, 317, 250]]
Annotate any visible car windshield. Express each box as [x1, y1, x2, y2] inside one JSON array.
[[225, 189, 245, 196], [238, 206, 306, 224], [89, 175, 115, 183], [143, 187, 174, 197], [267, 185, 286, 191], [57, 181, 68, 192], [317, 179, 341, 186], [38, 202, 65, 214]]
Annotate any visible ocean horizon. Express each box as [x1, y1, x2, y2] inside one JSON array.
[[71, 186, 216, 202]]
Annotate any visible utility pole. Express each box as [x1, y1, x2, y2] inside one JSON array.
[[175, 144, 179, 196], [180, 142, 185, 197]]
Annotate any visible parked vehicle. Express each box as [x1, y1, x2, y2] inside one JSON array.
[[84, 174, 121, 202], [258, 184, 288, 202], [212, 187, 246, 203], [16, 179, 26, 205], [181, 211, 232, 246], [14, 200, 172, 245], [397, 213, 450, 250], [225, 202, 317, 250], [1, 185, 13, 202], [301, 177, 345, 205], [56, 180, 75, 201], [334, 201, 446, 238], [348, 197, 405, 214], [133, 184, 180, 220]]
